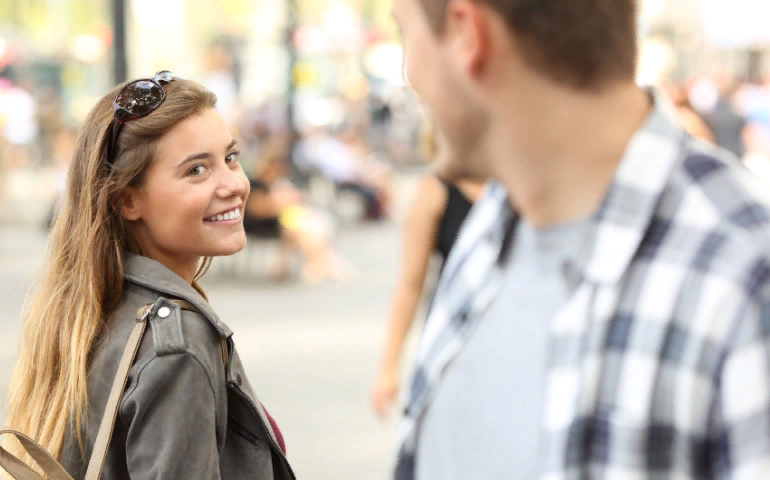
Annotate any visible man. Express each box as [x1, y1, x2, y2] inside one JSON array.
[[392, 0, 770, 479]]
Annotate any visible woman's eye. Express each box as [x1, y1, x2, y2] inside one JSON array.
[[188, 164, 206, 177], [226, 151, 241, 165]]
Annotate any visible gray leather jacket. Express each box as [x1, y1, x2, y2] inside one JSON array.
[[59, 253, 295, 480]]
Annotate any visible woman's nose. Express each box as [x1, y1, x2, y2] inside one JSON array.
[[216, 168, 248, 198]]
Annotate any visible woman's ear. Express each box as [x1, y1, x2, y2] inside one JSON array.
[[120, 187, 143, 222]]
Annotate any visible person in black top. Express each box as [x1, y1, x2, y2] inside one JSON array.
[[371, 123, 485, 417], [434, 178, 474, 265], [244, 136, 350, 282], [243, 178, 282, 239]]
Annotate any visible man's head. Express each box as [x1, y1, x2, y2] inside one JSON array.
[[393, 0, 639, 174]]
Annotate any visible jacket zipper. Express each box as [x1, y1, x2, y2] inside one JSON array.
[[228, 418, 261, 447], [231, 382, 295, 480]]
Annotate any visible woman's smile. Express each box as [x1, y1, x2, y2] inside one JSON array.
[[204, 205, 243, 224]]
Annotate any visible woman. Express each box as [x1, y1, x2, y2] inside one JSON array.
[[371, 123, 485, 417], [4, 73, 294, 479]]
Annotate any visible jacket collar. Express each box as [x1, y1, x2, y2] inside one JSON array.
[[123, 252, 233, 338]]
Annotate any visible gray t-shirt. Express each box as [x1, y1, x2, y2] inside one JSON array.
[[415, 217, 589, 480]]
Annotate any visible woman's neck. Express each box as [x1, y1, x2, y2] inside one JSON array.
[[134, 246, 200, 284]]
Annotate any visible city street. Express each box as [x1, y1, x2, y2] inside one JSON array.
[[0, 198, 424, 479]]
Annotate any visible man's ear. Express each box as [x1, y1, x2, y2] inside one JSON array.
[[445, 0, 490, 76], [120, 187, 143, 222]]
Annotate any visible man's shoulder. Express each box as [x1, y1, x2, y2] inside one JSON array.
[[647, 138, 770, 301], [666, 138, 770, 240]]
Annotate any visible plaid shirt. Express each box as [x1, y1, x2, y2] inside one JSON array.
[[395, 90, 770, 480]]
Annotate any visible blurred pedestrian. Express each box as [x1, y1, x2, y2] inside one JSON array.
[[665, 81, 714, 143], [3, 73, 294, 479], [246, 134, 352, 283], [371, 122, 485, 417], [737, 78, 770, 184], [36, 87, 65, 162], [339, 125, 394, 220], [300, 125, 392, 221], [392, 1, 770, 479], [691, 77, 747, 159], [0, 80, 38, 168], [201, 40, 240, 127]]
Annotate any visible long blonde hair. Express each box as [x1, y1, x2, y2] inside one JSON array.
[[4, 78, 217, 464]]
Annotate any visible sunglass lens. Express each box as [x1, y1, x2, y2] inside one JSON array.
[[114, 80, 163, 116]]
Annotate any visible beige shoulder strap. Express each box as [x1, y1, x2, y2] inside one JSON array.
[[82, 302, 154, 480], [0, 298, 228, 480], [0, 430, 73, 480]]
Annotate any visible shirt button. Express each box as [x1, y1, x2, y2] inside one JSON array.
[[157, 306, 171, 318], [236, 374, 243, 386]]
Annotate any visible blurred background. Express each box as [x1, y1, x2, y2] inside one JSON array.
[[0, 0, 769, 479]]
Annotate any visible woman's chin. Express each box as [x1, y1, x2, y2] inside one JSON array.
[[205, 236, 248, 257]]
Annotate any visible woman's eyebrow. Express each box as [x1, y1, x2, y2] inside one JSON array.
[[176, 140, 239, 169], [177, 152, 210, 168]]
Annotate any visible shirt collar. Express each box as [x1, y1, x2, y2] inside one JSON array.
[[576, 88, 687, 285]]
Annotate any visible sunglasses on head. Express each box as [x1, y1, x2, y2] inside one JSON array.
[[106, 70, 179, 165]]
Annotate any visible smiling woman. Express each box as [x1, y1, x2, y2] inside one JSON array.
[[120, 109, 250, 282], [3, 75, 294, 480]]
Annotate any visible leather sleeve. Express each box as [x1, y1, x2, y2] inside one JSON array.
[[121, 352, 221, 479]]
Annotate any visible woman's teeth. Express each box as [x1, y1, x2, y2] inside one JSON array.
[[206, 208, 241, 222]]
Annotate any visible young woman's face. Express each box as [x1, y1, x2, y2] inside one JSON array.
[[122, 107, 250, 278]]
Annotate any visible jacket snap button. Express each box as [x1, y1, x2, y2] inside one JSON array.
[[236, 374, 242, 386], [157, 306, 171, 318]]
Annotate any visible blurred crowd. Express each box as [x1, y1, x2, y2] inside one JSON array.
[[663, 74, 770, 174], [0, 77, 76, 171], [4, 69, 770, 178]]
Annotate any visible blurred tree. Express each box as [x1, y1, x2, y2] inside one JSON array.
[[0, 0, 105, 33]]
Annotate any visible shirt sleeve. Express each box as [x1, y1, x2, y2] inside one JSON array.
[[121, 352, 221, 480], [712, 302, 770, 479]]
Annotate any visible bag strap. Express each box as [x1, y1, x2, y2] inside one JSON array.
[[82, 302, 155, 480], [0, 298, 228, 480], [0, 430, 73, 480]]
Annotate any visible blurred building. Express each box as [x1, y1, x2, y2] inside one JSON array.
[[0, 0, 404, 122], [638, 0, 770, 83]]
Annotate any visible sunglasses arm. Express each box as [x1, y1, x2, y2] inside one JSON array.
[[106, 115, 126, 165]]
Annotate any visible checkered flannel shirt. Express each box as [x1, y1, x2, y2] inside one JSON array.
[[394, 89, 770, 480]]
